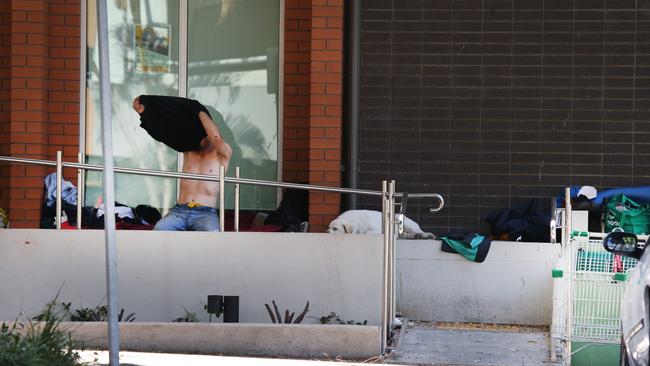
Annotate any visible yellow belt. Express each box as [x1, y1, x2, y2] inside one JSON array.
[[187, 201, 201, 208]]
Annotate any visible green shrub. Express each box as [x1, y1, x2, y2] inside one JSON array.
[[0, 299, 83, 366]]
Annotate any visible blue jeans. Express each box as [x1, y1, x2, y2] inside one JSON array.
[[153, 204, 220, 232]]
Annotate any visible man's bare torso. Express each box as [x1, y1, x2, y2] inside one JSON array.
[[132, 96, 232, 211], [178, 150, 229, 208]]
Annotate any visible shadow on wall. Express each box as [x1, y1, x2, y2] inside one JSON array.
[[203, 105, 270, 177]]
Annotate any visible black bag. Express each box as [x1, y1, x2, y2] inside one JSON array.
[[264, 188, 308, 232], [135, 204, 162, 225]]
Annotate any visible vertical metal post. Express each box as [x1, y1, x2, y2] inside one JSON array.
[[388, 180, 396, 330], [234, 166, 240, 232], [76, 152, 84, 229], [96, 1, 120, 364], [219, 165, 225, 231], [563, 187, 572, 249], [381, 180, 390, 354], [178, 0, 188, 97], [55, 151, 63, 230], [563, 187, 573, 362]]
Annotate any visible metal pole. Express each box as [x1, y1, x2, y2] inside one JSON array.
[[562, 187, 576, 360], [55, 151, 62, 230], [563, 188, 572, 249], [234, 167, 240, 232], [96, 1, 120, 363], [76, 152, 83, 230], [381, 180, 390, 354], [219, 165, 225, 231], [388, 180, 396, 331]]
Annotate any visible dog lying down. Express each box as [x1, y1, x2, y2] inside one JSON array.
[[327, 210, 435, 239]]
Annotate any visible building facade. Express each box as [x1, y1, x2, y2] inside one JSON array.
[[2, 0, 650, 236]]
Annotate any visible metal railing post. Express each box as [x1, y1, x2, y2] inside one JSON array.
[[563, 188, 572, 250], [381, 180, 390, 354], [55, 151, 63, 229], [388, 180, 396, 331], [563, 187, 573, 363], [219, 165, 225, 231], [76, 152, 84, 230], [234, 167, 240, 232]]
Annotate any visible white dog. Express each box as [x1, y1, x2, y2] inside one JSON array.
[[327, 210, 435, 239]]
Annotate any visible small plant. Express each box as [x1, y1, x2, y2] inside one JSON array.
[[70, 305, 135, 323], [33, 301, 135, 323], [0, 295, 83, 366], [264, 300, 310, 324], [317, 312, 367, 325], [0, 207, 8, 228], [172, 307, 199, 323]]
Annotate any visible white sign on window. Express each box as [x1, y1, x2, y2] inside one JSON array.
[[134, 24, 171, 75]]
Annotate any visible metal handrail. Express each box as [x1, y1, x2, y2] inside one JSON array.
[[0, 154, 445, 215]]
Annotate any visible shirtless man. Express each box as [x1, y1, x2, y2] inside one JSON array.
[[132, 96, 232, 231]]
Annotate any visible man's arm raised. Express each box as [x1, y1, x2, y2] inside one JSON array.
[[198, 111, 233, 160]]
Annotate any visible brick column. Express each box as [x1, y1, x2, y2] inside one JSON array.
[[0, 1, 10, 213], [308, 0, 343, 232], [6, 0, 80, 228], [283, 0, 311, 183], [9, 0, 50, 227], [47, 1, 80, 165]]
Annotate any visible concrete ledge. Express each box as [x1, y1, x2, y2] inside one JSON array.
[[396, 240, 560, 325], [61, 322, 382, 359]]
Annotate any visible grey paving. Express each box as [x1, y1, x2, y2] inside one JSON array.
[[387, 323, 561, 366], [78, 351, 395, 366]]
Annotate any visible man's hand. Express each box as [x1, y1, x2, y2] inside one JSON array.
[[132, 96, 145, 114]]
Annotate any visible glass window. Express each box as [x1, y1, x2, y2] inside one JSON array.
[[187, 0, 280, 210], [85, 0, 281, 213], [85, 0, 180, 212]]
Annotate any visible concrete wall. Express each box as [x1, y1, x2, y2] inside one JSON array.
[[396, 239, 561, 326], [0, 230, 383, 326], [0, 230, 561, 329], [61, 322, 381, 359]]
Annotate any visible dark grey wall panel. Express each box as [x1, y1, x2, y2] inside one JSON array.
[[358, 0, 650, 236]]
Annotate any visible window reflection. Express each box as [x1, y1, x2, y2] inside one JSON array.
[[85, 0, 179, 212], [85, 0, 280, 212], [188, 0, 280, 210]]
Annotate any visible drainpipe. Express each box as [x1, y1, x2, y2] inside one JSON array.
[[344, 0, 361, 210]]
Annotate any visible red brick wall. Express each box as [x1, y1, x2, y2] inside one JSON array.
[[308, 0, 343, 232], [0, 1, 11, 213], [283, 0, 311, 184], [2, 0, 344, 229], [4, 0, 80, 228], [47, 1, 81, 165]]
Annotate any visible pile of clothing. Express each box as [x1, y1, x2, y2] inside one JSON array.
[[40, 172, 160, 230]]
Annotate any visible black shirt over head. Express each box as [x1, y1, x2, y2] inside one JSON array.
[[137, 95, 211, 152]]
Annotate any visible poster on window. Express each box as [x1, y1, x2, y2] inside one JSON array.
[[134, 24, 171, 75]]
